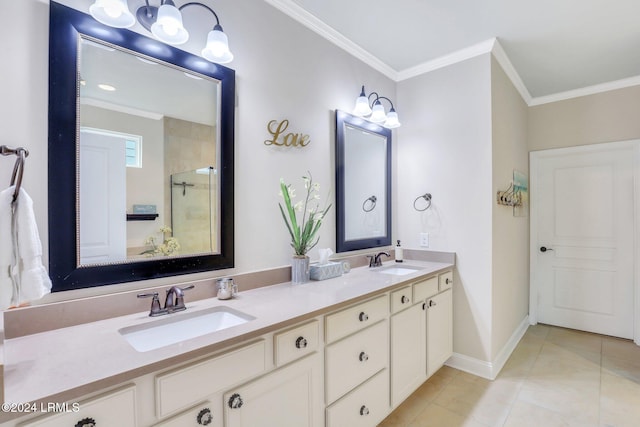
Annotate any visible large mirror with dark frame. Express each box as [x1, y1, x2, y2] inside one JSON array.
[[335, 110, 391, 252], [48, 2, 235, 291]]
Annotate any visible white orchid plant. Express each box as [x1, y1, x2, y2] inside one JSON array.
[[279, 173, 332, 256]]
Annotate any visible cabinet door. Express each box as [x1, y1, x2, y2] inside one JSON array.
[[390, 303, 426, 407], [224, 353, 323, 427], [426, 289, 453, 377]]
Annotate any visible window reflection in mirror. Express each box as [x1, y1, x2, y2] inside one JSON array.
[[77, 36, 220, 266]]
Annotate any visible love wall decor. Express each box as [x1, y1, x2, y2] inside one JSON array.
[[264, 119, 310, 148]]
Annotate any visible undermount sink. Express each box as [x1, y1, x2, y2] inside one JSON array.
[[376, 265, 424, 276], [119, 306, 255, 352]]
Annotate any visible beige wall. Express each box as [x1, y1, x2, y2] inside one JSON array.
[[490, 57, 530, 358], [529, 85, 640, 151], [397, 55, 494, 362]]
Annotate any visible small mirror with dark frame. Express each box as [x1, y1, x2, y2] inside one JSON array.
[[335, 110, 392, 253], [48, 2, 235, 291]]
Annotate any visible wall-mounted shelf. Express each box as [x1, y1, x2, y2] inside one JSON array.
[[126, 213, 159, 221]]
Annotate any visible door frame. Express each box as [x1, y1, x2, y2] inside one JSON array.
[[529, 139, 640, 345]]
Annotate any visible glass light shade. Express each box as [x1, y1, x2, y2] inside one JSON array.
[[89, 0, 135, 28], [369, 102, 387, 123], [201, 26, 234, 64], [353, 95, 372, 116], [383, 110, 401, 128], [151, 4, 189, 45]]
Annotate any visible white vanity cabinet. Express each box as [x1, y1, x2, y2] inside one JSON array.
[[390, 290, 426, 407], [18, 385, 137, 427], [223, 353, 323, 427], [390, 271, 453, 408], [426, 288, 453, 377], [325, 295, 390, 427]]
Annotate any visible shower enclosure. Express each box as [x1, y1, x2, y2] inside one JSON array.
[[170, 167, 217, 255]]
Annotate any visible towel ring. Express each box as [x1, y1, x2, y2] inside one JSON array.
[[1, 145, 29, 203], [362, 195, 377, 212], [413, 193, 432, 212]]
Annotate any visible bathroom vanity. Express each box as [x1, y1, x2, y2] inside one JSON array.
[[1, 259, 453, 426]]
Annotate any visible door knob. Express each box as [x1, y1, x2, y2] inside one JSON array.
[[539, 246, 554, 253]]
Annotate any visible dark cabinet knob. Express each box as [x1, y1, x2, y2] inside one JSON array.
[[295, 336, 308, 349], [197, 408, 213, 425], [359, 351, 369, 362], [429, 299, 437, 307], [422, 302, 426, 310], [446, 277, 452, 284], [228, 393, 243, 409], [359, 311, 368, 322], [540, 246, 554, 253], [75, 418, 96, 427], [400, 295, 409, 304], [360, 405, 370, 416]]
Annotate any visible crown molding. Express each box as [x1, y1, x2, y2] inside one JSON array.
[[529, 75, 640, 106], [490, 39, 532, 105], [263, 0, 399, 80], [264, 0, 640, 106], [397, 38, 497, 82]]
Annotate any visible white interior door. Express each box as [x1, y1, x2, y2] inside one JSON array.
[[530, 142, 637, 339], [79, 129, 127, 264]]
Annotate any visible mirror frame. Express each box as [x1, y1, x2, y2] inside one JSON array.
[[48, 2, 235, 291], [335, 110, 392, 253]]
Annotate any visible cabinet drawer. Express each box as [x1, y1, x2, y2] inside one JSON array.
[[413, 275, 438, 301], [390, 286, 412, 314], [325, 320, 388, 404], [20, 385, 136, 427], [326, 369, 389, 427], [439, 270, 453, 291], [325, 294, 388, 343], [274, 320, 319, 366], [155, 340, 266, 418], [153, 400, 221, 427]]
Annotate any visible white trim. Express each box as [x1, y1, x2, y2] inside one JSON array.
[[80, 98, 164, 121], [445, 315, 529, 380], [490, 40, 532, 105], [397, 38, 496, 82], [529, 75, 640, 106], [529, 140, 640, 345], [263, 0, 398, 80]]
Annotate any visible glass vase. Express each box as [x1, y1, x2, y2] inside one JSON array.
[[291, 255, 310, 284]]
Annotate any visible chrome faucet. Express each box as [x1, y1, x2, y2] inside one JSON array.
[[164, 285, 195, 312], [138, 285, 194, 317], [367, 251, 390, 268]]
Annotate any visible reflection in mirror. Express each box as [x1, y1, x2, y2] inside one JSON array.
[[78, 36, 220, 265], [48, 2, 235, 291], [335, 110, 392, 252]]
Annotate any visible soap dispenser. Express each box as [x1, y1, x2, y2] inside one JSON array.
[[395, 240, 403, 263]]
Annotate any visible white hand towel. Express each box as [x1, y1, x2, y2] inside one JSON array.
[[0, 186, 51, 309]]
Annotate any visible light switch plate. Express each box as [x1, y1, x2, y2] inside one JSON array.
[[420, 233, 429, 247]]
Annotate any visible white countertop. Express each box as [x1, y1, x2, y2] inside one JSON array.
[[3, 260, 452, 404]]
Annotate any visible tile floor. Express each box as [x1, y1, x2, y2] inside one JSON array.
[[378, 324, 640, 427]]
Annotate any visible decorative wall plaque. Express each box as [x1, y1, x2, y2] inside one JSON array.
[[264, 119, 310, 147]]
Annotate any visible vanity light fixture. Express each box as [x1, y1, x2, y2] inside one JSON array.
[[352, 85, 401, 129], [89, 0, 234, 64]]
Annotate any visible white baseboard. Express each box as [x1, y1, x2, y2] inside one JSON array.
[[445, 315, 529, 380]]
